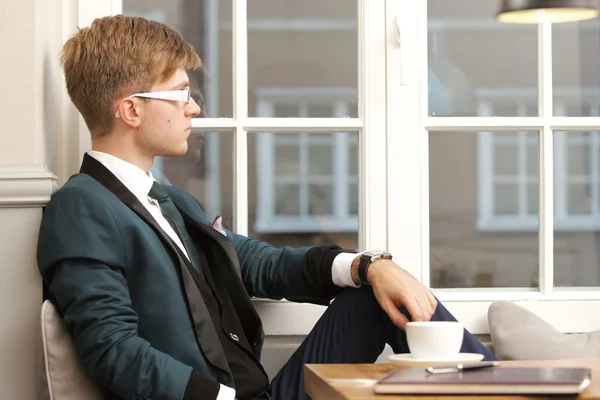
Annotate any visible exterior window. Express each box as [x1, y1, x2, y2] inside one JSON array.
[[254, 88, 358, 233], [477, 89, 600, 231]]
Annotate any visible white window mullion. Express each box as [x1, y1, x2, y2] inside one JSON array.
[[385, 0, 424, 279], [539, 20, 554, 294], [232, 0, 248, 235], [360, 0, 387, 252]]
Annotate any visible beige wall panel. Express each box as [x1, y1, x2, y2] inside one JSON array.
[[0, 0, 36, 164]]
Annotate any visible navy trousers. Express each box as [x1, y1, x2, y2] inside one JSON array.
[[266, 286, 497, 400]]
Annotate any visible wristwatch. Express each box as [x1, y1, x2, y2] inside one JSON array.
[[358, 250, 393, 285]]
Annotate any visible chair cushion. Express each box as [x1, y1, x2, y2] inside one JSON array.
[[488, 300, 600, 360], [39, 300, 103, 400]]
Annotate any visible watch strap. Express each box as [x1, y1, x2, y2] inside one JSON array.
[[357, 251, 393, 286], [358, 254, 372, 286]]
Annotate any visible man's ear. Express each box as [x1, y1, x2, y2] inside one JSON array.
[[115, 98, 141, 128]]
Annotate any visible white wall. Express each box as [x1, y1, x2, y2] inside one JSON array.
[[0, 0, 71, 397], [0, 0, 36, 164]]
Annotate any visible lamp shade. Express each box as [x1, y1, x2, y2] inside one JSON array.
[[497, 0, 599, 23]]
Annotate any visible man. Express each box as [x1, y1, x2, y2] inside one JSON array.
[[37, 15, 495, 400]]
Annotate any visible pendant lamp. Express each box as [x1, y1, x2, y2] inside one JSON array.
[[497, 0, 599, 23]]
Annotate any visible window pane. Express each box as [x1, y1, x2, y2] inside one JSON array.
[[307, 104, 335, 118], [567, 183, 592, 215], [567, 142, 590, 175], [274, 104, 301, 117], [526, 143, 538, 175], [527, 184, 538, 214], [123, 0, 233, 117], [249, 131, 358, 249], [494, 144, 518, 175], [493, 104, 519, 116], [349, 182, 358, 215], [308, 185, 333, 215], [248, 0, 358, 117], [554, 131, 600, 287], [275, 145, 299, 176], [308, 144, 333, 175], [429, 131, 538, 289], [275, 185, 300, 215], [152, 131, 234, 227], [348, 142, 358, 176], [553, 21, 600, 116], [495, 184, 519, 215], [428, 1, 537, 117]]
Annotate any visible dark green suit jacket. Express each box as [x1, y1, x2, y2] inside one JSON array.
[[37, 155, 345, 400]]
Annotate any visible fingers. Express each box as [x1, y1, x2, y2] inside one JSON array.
[[407, 288, 438, 323], [385, 302, 410, 329], [404, 296, 427, 323], [415, 293, 434, 322], [428, 291, 438, 314]]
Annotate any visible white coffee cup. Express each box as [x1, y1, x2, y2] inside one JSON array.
[[405, 321, 464, 359]]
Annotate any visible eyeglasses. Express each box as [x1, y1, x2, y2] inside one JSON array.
[[115, 87, 191, 118]]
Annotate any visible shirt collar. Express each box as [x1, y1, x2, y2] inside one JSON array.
[[87, 150, 156, 204]]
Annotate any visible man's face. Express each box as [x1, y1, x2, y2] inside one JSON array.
[[135, 68, 201, 157]]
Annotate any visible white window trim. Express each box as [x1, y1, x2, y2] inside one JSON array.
[[395, 4, 600, 334], [254, 87, 359, 233], [71, 0, 600, 336]]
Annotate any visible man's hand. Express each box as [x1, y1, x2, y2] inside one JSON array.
[[352, 257, 437, 329]]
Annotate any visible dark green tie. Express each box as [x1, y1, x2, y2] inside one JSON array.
[[148, 182, 203, 274]]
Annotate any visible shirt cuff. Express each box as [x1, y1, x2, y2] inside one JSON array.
[[331, 252, 363, 288], [216, 384, 236, 400]]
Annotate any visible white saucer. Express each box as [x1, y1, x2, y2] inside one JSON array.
[[387, 352, 484, 367]]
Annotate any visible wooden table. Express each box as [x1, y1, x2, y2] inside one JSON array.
[[305, 359, 600, 400]]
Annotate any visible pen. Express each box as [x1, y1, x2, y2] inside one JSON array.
[[426, 361, 499, 374]]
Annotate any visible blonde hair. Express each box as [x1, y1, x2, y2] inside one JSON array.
[[61, 15, 201, 138]]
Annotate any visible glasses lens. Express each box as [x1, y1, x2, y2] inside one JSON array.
[[186, 87, 191, 104]]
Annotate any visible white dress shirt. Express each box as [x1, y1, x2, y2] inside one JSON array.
[[87, 150, 360, 400]]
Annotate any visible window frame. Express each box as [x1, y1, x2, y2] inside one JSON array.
[[82, 0, 388, 336], [388, 1, 600, 334], [77, 0, 600, 336]]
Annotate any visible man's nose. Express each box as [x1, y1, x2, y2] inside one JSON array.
[[186, 97, 201, 117]]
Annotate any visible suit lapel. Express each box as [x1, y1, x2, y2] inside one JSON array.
[[79, 154, 231, 375], [180, 211, 263, 344]]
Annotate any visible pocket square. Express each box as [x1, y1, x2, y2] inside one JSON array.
[[211, 216, 227, 237]]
